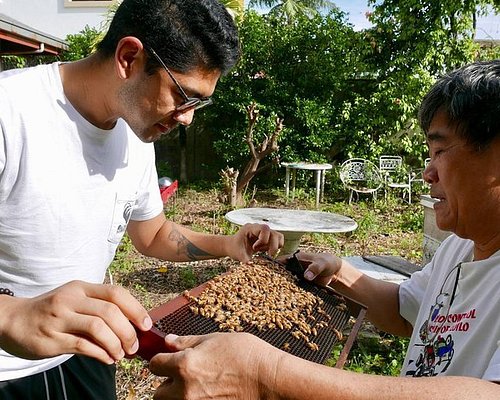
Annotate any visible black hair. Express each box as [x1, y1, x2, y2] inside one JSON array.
[[418, 60, 500, 151], [96, 0, 240, 75]]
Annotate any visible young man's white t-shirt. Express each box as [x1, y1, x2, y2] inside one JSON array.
[[0, 63, 164, 380], [399, 235, 500, 381]]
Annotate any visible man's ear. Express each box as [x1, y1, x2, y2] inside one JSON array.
[[115, 37, 144, 80]]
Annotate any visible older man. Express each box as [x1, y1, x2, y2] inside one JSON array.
[[0, 0, 282, 398], [149, 60, 500, 399]]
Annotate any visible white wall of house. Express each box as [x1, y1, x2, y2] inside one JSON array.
[[0, 0, 111, 40]]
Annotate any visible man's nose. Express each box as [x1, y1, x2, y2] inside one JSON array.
[[423, 160, 438, 184], [174, 108, 195, 126]]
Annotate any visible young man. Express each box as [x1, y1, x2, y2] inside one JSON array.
[[0, 0, 283, 398], [149, 60, 500, 399]]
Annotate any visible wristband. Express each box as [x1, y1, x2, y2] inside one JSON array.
[[0, 288, 14, 296]]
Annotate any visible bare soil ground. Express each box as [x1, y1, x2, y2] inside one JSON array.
[[112, 187, 423, 399]]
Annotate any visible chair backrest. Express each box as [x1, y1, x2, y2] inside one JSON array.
[[379, 155, 403, 172], [339, 158, 382, 194]]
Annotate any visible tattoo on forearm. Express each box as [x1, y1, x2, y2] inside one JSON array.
[[168, 228, 212, 261]]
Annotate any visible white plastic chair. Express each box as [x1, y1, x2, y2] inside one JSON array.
[[339, 158, 383, 203], [379, 155, 412, 203]]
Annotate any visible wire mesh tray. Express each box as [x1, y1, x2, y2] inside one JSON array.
[[133, 265, 366, 368]]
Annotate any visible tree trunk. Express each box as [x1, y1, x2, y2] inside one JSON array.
[[219, 103, 283, 206], [220, 167, 242, 207]]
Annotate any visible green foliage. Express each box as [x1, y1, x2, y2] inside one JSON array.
[[353, 206, 379, 239], [206, 11, 369, 170], [201, 10, 435, 181], [366, 0, 500, 75], [61, 26, 101, 61], [195, 4, 500, 185], [220, 0, 245, 19], [477, 41, 500, 60], [398, 205, 424, 232], [360, 0, 500, 166], [179, 266, 198, 288], [1, 55, 59, 71], [109, 235, 136, 274], [156, 161, 176, 180], [336, 72, 431, 162], [346, 332, 410, 376], [116, 357, 146, 379], [1, 56, 27, 70], [249, 0, 338, 21]]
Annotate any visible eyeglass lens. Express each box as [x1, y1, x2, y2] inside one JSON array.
[[147, 47, 213, 112]]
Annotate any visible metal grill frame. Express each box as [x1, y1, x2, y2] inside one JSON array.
[[134, 272, 366, 368]]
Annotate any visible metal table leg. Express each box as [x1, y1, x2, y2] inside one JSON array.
[[315, 169, 321, 208]]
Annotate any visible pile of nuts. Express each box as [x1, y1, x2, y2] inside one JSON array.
[[183, 260, 334, 351]]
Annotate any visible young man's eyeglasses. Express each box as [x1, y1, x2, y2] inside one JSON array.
[[147, 47, 213, 112]]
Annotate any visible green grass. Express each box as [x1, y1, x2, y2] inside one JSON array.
[[109, 235, 137, 275], [327, 331, 409, 376], [345, 333, 410, 376], [179, 266, 197, 288]]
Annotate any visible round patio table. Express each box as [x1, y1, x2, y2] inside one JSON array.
[[225, 207, 357, 254]]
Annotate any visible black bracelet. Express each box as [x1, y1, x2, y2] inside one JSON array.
[[0, 288, 14, 296]]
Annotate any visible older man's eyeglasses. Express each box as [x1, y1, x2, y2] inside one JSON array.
[[147, 47, 213, 112]]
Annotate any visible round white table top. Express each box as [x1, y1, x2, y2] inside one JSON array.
[[225, 207, 357, 234], [281, 162, 333, 171]]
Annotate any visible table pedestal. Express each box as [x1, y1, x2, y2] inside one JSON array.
[[280, 231, 305, 254]]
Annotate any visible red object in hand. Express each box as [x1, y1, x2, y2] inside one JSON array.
[[129, 327, 171, 361], [129, 284, 207, 361]]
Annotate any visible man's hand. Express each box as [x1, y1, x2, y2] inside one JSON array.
[[228, 223, 284, 262], [278, 252, 342, 287], [0, 280, 152, 364], [150, 332, 279, 400]]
